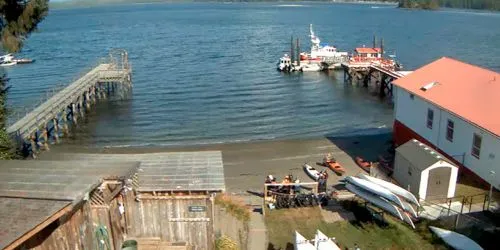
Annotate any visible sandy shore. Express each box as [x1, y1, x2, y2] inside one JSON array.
[[41, 133, 392, 193]]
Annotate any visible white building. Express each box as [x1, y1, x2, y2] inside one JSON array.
[[392, 57, 500, 190], [394, 139, 458, 200]]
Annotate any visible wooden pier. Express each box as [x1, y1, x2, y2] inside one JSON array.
[[342, 61, 410, 98], [6, 49, 132, 157]]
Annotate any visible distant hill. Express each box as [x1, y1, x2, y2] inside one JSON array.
[[398, 0, 500, 10]]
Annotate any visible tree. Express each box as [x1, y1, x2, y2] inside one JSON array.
[[0, 0, 49, 159]]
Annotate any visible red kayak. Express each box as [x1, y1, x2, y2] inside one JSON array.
[[326, 161, 345, 175], [355, 156, 372, 172]]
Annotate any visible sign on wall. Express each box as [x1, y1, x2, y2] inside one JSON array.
[[188, 206, 206, 212]]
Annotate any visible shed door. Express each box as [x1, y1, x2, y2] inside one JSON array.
[[426, 167, 451, 199]]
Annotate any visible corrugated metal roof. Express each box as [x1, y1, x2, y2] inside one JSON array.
[[396, 139, 454, 171], [0, 198, 70, 249], [0, 160, 139, 200], [42, 151, 226, 192]]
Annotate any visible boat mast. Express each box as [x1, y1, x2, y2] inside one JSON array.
[[291, 35, 295, 63], [380, 38, 384, 57], [373, 34, 377, 48], [296, 38, 300, 66]]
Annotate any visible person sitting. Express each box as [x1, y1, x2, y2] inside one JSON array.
[[293, 179, 301, 194]]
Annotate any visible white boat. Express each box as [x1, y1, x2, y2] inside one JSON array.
[[401, 200, 418, 218], [357, 174, 420, 207], [304, 24, 348, 64], [277, 54, 300, 72], [303, 163, 321, 181], [345, 183, 404, 221], [345, 176, 406, 210], [315, 230, 341, 250], [0, 54, 16, 66], [401, 210, 416, 229], [295, 231, 316, 250], [429, 226, 483, 250], [300, 63, 323, 72]]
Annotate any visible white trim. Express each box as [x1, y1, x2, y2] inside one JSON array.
[[419, 161, 458, 199]]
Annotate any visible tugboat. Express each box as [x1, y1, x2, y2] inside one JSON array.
[[277, 54, 301, 72]]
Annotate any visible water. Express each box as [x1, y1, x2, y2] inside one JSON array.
[[4, 3, 500, 148]]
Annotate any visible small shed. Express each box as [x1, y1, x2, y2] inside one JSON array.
[[44, 151, 226, 249], [393, 139, 458, 200]]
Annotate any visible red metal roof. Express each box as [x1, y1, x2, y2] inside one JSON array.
[[393, 57, 500, 137], [355, 48, 381, 54]]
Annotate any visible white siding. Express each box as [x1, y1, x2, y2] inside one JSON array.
[[394, 86, 500, 189]]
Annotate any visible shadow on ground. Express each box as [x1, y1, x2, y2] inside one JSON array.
[[325, 132, 393, 162]]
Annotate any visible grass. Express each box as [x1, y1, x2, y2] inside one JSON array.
[[215, 194, 251, 222], [265, 204, 449, 250]]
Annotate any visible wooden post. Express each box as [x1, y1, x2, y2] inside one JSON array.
[[52, 118, 59, 143], [71, 103, 78, 124], [42, 124, 49, 150], [263, 184, 268, 216]]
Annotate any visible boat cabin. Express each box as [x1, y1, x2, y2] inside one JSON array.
[[279, 54, 292, 65]]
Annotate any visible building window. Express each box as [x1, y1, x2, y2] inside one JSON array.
[[446, 120, 454, 142], [471, 133, 482, 159], [427, 109, 434, 129]]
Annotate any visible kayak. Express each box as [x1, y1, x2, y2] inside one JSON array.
[[345, 183, 403, 221], [401, 199, 418, 218], [303, 163, 321, 181], [357, 174, 420, 207], [326, 161, 345, 175], [429, 226, 483, 250], [401, 210, 416, 229], [315, 230, 341, 250], [345, 176, 406, 210], [355, 156, 372, 172], [295, 231, 316, 250]]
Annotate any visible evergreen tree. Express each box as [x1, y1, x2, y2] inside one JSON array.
[[0, 0, 49, 159]]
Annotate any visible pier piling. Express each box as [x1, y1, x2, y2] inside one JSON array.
[[7, 49, 132, 158]]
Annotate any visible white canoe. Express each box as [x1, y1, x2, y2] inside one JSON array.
[[400, 210, 416, 229], [358, 174, 420, 207], [295, 231, 316, 250], [401, 199, 418, 218], [303, 163, 321, 181], [345, 183, 403, 221], [429, 226, 483, 250], [345, 176, 406, 210], [315, 230, 341, 250]]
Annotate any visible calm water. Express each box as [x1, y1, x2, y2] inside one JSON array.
[[4, 3, 500, 148]]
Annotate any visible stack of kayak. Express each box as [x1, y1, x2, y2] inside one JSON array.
[[295, 230, 341, 250], [343, 174, 420, 229]]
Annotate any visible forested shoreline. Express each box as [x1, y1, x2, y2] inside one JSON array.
[[398, 0, 499, 10]]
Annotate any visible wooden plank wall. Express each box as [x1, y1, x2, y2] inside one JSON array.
[[20, 202, 94, 250], [124, 195, 214, 250]]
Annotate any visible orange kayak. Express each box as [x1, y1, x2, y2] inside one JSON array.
[[355, 156, 372, 172], [326, 161, 345, 175]]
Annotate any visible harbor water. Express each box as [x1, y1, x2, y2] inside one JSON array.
[[4, 3, 500, 148]]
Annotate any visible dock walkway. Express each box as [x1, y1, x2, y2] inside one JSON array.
[[7, 49, 132, 156]]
